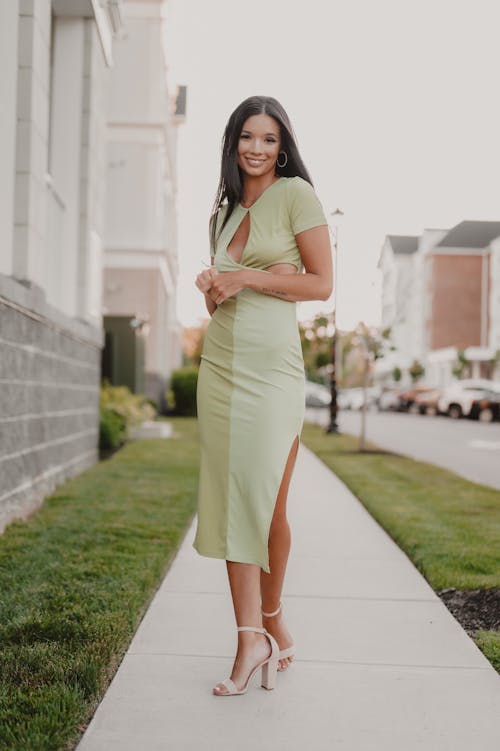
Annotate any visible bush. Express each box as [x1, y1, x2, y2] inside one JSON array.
[[99, 407, 127, 450], [99, 382, 157, 450], [100, 381, 156, 427], [170, 367, 198, 416]]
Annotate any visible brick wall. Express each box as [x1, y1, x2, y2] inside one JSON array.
[[427, 254, 488, 350]]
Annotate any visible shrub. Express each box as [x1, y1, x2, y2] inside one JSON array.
[[170, 367, 199, 416], [100, 381, 156, 428], [99, 382, 156, 450], [99, 407, 127, 450]]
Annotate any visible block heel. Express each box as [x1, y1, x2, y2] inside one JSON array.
[[261, 654, 279, 690], [213, 626, 279, 696]]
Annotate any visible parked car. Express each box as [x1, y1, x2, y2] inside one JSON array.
[[413, 388, 442, 416], [365, 387, 381, 410], [468, 389, 500, 422], [337, 387, 379, 411], [337, 389, 353, 410], [337, 387, 364, 410], [438, 379, 500, 419], [397, 385, 436, 413], [305, 380, 331, 407], [377, 386, 401, 411]]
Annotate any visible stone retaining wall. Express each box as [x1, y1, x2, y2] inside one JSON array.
[[0, 275, 102, 533]]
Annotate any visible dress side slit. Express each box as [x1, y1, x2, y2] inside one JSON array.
[[269, 434, 300, 525]]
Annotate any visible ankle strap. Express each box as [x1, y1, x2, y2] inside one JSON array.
[[261, 602, 281, 618], [237, 626, 266, 634]]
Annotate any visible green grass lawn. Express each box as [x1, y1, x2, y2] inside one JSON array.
[[2, 416, 499, 749], [0, 418, 199, 751], [301, 422, 500, 672]]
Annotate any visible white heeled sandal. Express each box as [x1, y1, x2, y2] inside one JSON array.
[[213, 626, 279, 696], [261, 602, 295, 670]]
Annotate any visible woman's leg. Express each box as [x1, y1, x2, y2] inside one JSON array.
[[212, 561, 272, 695], [261, 435, 300, 669]]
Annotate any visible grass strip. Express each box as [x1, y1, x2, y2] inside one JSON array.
[[301, 422, 500, 672], [0, 418, 199, 751]]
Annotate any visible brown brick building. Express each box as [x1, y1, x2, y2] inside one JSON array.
[[424, 221, 500, 382], [426, 253, 489, 350], [426, 222, 498, 351], [377, 220, 500, 387]]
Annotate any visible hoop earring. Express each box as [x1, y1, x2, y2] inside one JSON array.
[[276, 151, 288, 168]]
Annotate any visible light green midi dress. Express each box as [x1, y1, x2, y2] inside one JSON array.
[[193, 176, 328, 573]]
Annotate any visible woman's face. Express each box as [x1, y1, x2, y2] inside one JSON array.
[[237, 114, 281, 179]]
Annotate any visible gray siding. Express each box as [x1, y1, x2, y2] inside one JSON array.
[[0, 276, 102, 533]]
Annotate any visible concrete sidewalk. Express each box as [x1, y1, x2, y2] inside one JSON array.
[[77, 444, 500, 750]]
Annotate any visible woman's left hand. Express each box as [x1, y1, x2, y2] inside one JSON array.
[[207, 271, 247, 305]]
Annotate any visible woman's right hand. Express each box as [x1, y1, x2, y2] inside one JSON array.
[[195, 267, 218, 294]]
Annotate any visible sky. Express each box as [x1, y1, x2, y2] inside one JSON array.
[[165, 0, 500, 330]]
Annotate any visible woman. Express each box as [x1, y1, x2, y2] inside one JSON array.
[[194, 95, 332, 696]]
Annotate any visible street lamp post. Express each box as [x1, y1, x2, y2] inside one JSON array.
[[326, 208, 344, 434]]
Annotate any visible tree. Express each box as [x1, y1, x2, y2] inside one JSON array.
[[392, 366, 402, 382], [452, 349, 470, 379], [299, 314, 334, 383], [351, 323, 391, 451], [182, 322, 209, 366], [408, 359, 425, 383]]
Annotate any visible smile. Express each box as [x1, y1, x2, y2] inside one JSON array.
[[245, 158, 265, 166]]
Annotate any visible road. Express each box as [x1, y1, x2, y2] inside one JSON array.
[[305, 408, 500, 491]]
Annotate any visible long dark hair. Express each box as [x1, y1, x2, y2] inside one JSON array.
[[209, 95, 313, 253]]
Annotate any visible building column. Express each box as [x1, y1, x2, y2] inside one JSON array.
[[0, 1, 19, 277], [48, 16, 86, 316], [77, 20, 107, 325], [12, 0, 52, 289]]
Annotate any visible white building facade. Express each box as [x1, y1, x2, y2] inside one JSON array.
[[102, 0, 182, 406], [0, 0, 182, 532], [0, 0, 125, 533], [376, 234, 422, 383]]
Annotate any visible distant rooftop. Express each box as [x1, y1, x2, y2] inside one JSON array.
[[387, 235, 419, 255], [437, 220, 500, 248]]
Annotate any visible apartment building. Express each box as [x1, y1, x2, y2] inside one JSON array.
[[0, 0, 182, 532], [377, 220, 500, 387], [377, 234, 421, 383], [425, 221, 500, 385], [101, 0, 183, 407]]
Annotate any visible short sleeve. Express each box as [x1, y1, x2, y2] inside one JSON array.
[[287, 177, 328, 235]]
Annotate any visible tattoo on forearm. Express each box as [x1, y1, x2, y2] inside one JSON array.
[[261, 287, 290, 298]]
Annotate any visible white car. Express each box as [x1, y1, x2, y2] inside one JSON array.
[[337, 387, 379, 411], [437, 379, 500, 419], [305, 380, 331, 407], [377, 387, 401, 411], [339, 387, 364, 410]]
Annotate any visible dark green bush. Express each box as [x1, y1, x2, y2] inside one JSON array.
[[99, 407, 127, 450], [170, 367, 199, 416]]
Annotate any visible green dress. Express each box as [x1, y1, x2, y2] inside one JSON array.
[[193, 176, 328, 573]]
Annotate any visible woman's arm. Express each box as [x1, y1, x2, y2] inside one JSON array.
[[195, 265, 218, 316], [206, 225, 333, 305], [203, 291, 218, 316]]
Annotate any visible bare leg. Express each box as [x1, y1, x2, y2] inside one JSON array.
[[261, 435, 299, 670], [212, 561, 272, 695]]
